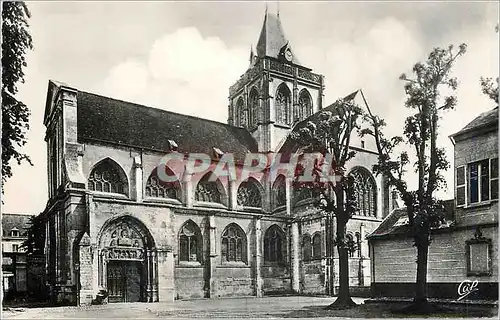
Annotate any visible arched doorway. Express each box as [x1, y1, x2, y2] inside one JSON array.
[[98, 216, 158, 303]]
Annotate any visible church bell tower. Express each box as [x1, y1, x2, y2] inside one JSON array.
[[228, 9, 325, 152]]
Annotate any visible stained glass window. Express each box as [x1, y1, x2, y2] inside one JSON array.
[[88, 159, 127, 195], [237, 180, 262, 208], [349, 167, 377, 217], [221, 224, 246, 263], [264, 225, 285, 264]]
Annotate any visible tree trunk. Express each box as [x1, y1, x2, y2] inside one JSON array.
[[398, 233, 435, 314], [327, 216, 356, 309], [414, 239, 429, 304]]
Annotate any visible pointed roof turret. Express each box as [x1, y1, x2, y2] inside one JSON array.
[[248, 45, 256, 68], [255, 9, 300, 64]]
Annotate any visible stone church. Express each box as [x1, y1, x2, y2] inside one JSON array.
[[41, 10, 394, 305]]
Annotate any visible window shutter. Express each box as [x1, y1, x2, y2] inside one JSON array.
[[456, 166, 466, 206], [491, 158, 498, 200]]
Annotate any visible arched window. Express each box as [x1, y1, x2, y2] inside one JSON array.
[[349, 167, 377, 217], [302, 235, 312, 261], [312, 233, 322, 259], [178, 220, 202, 263], [145, 167, 180, 200], [249, 88, 259, 128], [275, 84, 291, 125], [195, 172, 223, 204], [88, 158, 128, 195], [264, 225, 285, 264], [237, 179, 262, 208], [298, 89, 313, 121], [236, 97, 247, 128], [272, 175, 287, 209], [221, 224, 247, 264]]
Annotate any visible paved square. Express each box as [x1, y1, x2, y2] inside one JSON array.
[[3, 296, 367, 319]]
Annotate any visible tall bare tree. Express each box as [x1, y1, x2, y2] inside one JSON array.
[[362, 43, 467, 311], [291, 99, 363, 309]]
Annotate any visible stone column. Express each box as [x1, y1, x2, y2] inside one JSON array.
[[254, 217, 263, 297], [360, 223, 367, 258], [146, 249, 152, 302], [359, 223, 370, 286], [285, 177, 292, 216], [157, 247, 175, 302], [133, 155, 143, 202], [292, 69, 299, 121], [184, 171, 194, 208], [152, 250, 159, 302], [55, 212, 61, 284], [290, 221, 300, 293], [78, 233, 93, 306], [228, 179, 237, 211], [207, 214, 217, 298]]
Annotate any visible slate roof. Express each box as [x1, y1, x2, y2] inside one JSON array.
[[2, 213, 34, 238], [367, 199, 455, 240], [451, 107, 498, 138], [76, 91, 258, 161], [277, 90, 360, 153], [256, 12, 300, 64]]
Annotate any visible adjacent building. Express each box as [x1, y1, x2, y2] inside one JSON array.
[[40, 10, 392, 305], [2, 213, 34, 299], [368, 107, 499, 301]]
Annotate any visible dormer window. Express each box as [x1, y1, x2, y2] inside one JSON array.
[[10, 228, 19, 237]]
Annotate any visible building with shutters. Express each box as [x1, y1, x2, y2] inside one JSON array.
[[2, 213, 34, 300], [40, 10, 393, 305], [368, 107, 498, 301]]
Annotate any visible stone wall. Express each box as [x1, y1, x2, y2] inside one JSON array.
[[370, 225, 498, 300]]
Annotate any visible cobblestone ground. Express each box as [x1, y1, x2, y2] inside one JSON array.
[[2, 296, 497, 319]]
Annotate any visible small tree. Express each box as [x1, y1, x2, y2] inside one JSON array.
[[363, 44, 466, 311], [21, 215, 45, 255], [2, 1, 34, 189], [480, 77, 498, 105], [291, 99, 363, 309]]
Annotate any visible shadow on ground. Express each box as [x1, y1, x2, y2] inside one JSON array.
[[278, 303, 499, 318]]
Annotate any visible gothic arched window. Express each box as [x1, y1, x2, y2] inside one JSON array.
[[264, 225, 285, 264], [237, 179, 262, 208], [312, 233, 322, 259], [236, 97, 247, 128], [302, 235, 312, 261], [195, 172, 223, 204], [221, 224, 247, 264], [145, 167, 180, 200], [272, 175, 287, 209], [179, 220, 202, 263], [275, 84, 291, 125], [88, 158, 128, 195], [298, 89, 313, 121], [249, 88, 259, 128], [349, 167, 377, 217]]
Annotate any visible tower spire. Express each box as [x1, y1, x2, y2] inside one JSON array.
[[277, 1, 280, 18], [255, 4, 300, 64]]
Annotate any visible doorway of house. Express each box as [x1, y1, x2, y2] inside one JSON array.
[[107, 261, 143, 302]]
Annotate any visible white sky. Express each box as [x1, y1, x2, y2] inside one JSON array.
[[3, 1, 499, 214]]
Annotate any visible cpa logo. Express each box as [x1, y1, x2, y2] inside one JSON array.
[[457, 279, 479, 301]]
